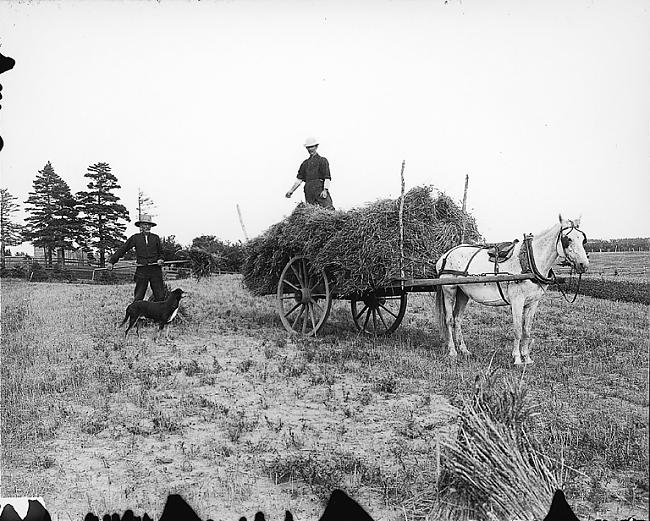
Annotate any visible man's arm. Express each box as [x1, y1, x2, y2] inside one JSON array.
[[108, 235, 135, 268], [320, 158, 331, 198], [320, 157, 331, 180], [286, 179, 303, 198]]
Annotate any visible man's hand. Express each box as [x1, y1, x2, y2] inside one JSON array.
[[107, 263, 114, 271], [157, 259, 165, 266], [320, 189, 328, 199], [285, 191, 293, 198]]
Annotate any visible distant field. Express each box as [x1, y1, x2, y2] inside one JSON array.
[[582, 251, 650, 279], [552, 251, 650, 304]]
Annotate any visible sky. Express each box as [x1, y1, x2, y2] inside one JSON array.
[[0, 0, 648, 252]]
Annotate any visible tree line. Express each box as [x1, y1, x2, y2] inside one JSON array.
[[1, 161, 129, 268], [0, 161, 245, 273], [584, 237, 650, 252]]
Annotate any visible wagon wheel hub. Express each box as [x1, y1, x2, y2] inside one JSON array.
[[362, 293, 384, 309], [351, 291, 408, 336], [300, 288, 312, 303]]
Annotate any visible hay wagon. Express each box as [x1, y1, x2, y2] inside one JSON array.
[[276, 254, 541, 336]]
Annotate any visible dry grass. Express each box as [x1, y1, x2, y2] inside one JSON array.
[[1, 275, 648, 521], [431, 371, 561, 521], [242, 186, 481, 296]]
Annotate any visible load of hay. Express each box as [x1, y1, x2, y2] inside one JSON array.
[[242, 185, 482, 296]]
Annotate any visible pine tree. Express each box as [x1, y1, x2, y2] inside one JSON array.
[[77, 162, 130, 267], [24, 162, 82, 267], [0, 188, 24, 269]]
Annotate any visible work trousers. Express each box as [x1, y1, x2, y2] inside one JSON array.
[[133, 265, 165, 301], [304, 179, 334, 209]]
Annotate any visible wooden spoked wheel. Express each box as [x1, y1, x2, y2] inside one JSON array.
[[277, 256, 332, 336], [350, 291, 408, 335]]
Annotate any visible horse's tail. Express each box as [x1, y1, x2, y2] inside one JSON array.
[[435, 288, 448, 342]]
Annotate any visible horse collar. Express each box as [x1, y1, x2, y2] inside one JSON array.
[[519, 233, 556, 285]]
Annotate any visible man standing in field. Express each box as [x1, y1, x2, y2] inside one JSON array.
[[107, 214, 165, 301], [285, 137, 335, 209]]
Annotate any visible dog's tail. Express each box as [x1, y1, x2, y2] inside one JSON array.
[[120, 310, 129, 327]]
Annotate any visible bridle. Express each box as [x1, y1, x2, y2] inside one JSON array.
[[525, 220, 587, 303], [556, 220, 588, 262]]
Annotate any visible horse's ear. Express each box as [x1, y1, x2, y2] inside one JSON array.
[[558, 213, 564, 225], [574, 216, 581, 227]]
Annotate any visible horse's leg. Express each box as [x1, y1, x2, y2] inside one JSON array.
[[442, 286, 458, 357], [510, 295, 525, 365], [520, 300, 540, 365], [453, 290, 471, 356]]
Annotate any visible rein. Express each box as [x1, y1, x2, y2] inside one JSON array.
[[556, 267, 583, 304]]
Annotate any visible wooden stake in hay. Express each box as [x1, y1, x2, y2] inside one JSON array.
[[242, 185, 482, 296]]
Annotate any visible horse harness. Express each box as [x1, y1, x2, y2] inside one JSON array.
[[437, 222, 587, 305], [437, 241, 520, 304]]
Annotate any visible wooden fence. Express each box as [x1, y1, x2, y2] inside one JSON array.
[[3, 256, 192, 282]]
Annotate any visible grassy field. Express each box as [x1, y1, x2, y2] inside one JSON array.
[[582, 251, 650, 279], [1, 275, 648, 521]]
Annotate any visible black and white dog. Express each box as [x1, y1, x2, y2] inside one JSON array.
[[121, 288, 185, 340]]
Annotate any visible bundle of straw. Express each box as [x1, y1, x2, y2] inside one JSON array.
[[179, 247, 221, 281], [242, 186, 481, 296], [436, 372, 561, 521]]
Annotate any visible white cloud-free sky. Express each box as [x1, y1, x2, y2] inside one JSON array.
[[1, 0, 648, 249]]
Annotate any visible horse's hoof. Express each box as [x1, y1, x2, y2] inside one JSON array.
[[448, 352, 458, 359], [513, 357, 523, 365], [460, 349, 472, 356], [523, 356, 534, 365]]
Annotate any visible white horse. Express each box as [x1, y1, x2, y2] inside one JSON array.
[[435, 215, 589, 365]]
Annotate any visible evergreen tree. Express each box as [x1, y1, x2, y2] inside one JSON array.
[[0, 188, 24, 269], [76, 162, 130, 266], [24, 162, 82, 266]]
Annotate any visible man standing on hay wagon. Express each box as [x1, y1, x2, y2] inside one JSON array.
[[107, 214, 166, 301], [285, 137, 335, 209]]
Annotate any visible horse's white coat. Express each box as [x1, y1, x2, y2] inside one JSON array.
[[435, 216, 589, 365]]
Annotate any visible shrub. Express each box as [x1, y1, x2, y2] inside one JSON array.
[[94, 270, 120, 285], [555, 276, 650, 305], [50, 265, 74, 281], [29, 261, 49, 282], [1, 265, 27, 279], [579, 277, 650, 305]]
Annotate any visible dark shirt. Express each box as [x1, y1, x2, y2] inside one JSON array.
[[297, 153, 331, 182], [109, 232, 163, 266]]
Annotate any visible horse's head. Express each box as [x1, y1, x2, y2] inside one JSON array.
[[558, 214, 589, 274]]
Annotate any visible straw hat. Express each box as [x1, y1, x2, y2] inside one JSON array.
[[304, 137, 319, 148], [135, 214, 157, 227]]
